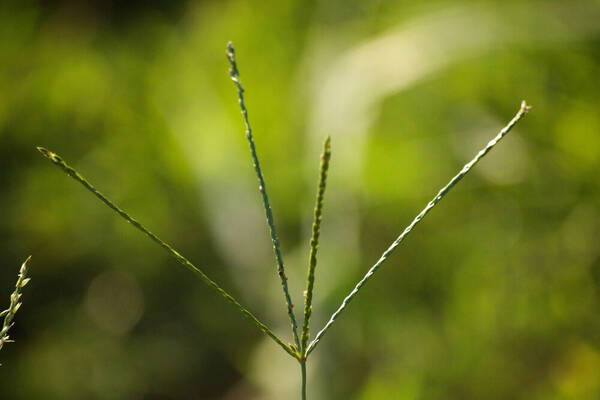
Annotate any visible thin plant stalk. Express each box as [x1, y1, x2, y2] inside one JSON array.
[[226, 42, 301, 352], [301, 360, 307, 400], [301, 136, 331, 356], [0, 256, 31, 357], [37, 147, 298, 360], [306, 101, 531, 355]]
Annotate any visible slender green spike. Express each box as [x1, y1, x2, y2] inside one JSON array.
[[301, 137, 331, 356], [1, 256, 31, 357], [226, 41, 301, 352], [306, 101, 531, 355], [37, 147, 299, 360]]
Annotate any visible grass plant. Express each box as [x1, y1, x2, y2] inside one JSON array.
[[37, 42, 530, 399]]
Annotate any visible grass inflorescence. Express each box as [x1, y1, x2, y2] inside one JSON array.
[[301, 136, 331, 357], [227, 41, 302, 353], [38, 42, 530, 399], [0, 256, 32, 359]]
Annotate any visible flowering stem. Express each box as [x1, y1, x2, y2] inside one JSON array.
[[307, 101, 531, 355], [301, 137, 331, 355], [37, 147, 298, 359], [0, 256, 31, 358], [226, 41, 301, 353]]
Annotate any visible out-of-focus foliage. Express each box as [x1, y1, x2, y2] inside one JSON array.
[[1, 0, 599, 399]]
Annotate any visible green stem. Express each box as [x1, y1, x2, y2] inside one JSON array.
[[306, 101, 531, 355], [37, 147, 298, 360], [226, 41, 301, 352], [301, 137, 331, 355], [301, 360, 307, 400]]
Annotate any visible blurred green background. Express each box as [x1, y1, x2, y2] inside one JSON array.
[[1, 0, 600, 399]]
